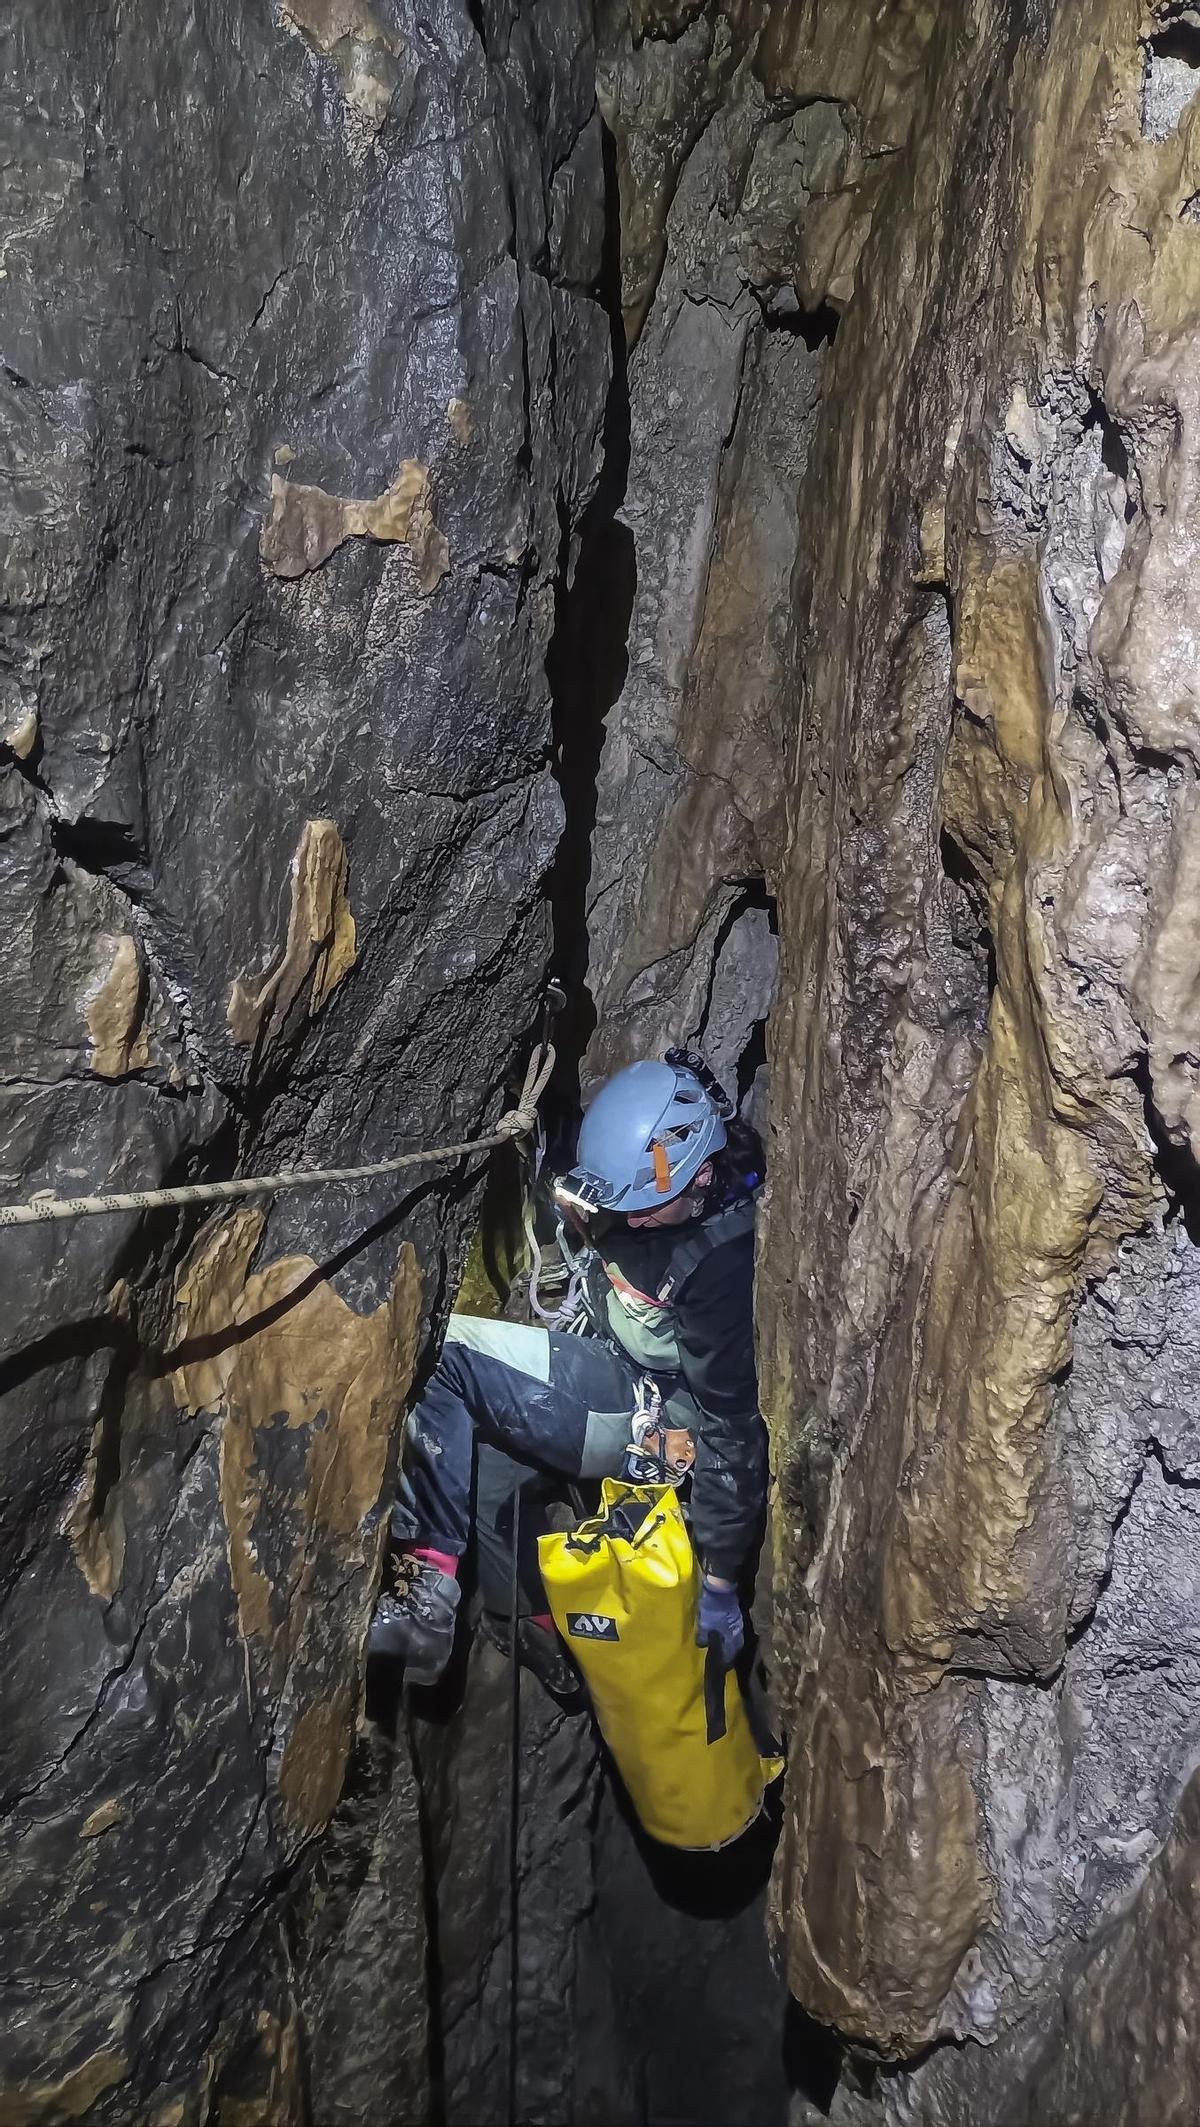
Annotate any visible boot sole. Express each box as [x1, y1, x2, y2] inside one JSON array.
[[402, 1649, 452, 1689], [368, 1617, 453, 1683]]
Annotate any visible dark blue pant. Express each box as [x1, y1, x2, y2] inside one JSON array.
[[394, 1315, 641, 1617]]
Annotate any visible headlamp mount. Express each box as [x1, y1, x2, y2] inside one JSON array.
[[552, 1168, 611, 1216]]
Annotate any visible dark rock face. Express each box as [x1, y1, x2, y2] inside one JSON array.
[[296, 1724, 431, 2127], [411, 1643, 623, 2127], [0, 3, 608, 2115], [580, 4, 823, 1095], [17, 0, 1200, 2119], [409, 1637, 789, 2127]]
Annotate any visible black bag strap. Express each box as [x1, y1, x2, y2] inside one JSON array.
[[581, 1245, 610, 1331], [704, 1644, 781, 1757], [703, 1638, 728, 1744], [657, 1192, 758, 1306], [564, 1496, 667, 1556]]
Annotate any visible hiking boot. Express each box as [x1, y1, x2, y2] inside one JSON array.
[[369, 1556, 461, 1686], [480, 1612, 584, 1708]]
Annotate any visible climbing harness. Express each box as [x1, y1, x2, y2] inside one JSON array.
[[653, 1191, 758, 1305], [569, 1186, 761, 1448], [0, 1043, 556, 1229], [539, 1479, 783, 1851]]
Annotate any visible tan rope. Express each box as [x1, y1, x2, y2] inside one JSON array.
[[0, 1042, 555, 1230]]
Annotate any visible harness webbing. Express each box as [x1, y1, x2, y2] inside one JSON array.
[[654, 1192, 758, 1305]]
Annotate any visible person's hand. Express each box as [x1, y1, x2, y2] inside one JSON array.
[[697, 1577, 743, 1666]]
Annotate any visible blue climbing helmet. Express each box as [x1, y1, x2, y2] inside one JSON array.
[[555, 1054, 730, 1216]]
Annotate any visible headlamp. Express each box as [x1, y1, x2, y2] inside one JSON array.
[[553, 1168, 611, 1216]]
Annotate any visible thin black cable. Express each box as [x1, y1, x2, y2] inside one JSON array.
[[506, 1484, 522, 2127]]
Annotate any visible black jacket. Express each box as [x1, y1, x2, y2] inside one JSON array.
[[595, 1199, 767, 1581]]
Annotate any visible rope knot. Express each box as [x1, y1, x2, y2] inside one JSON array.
[[497, 1102, 538, 1140], [496, 1041, 555, 1144]]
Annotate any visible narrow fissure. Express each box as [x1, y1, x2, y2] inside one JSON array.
[[544, 118, 634, 1102], [1141, 15, 1200, 138], [1147, 17, 1200, 67], [1133, 1051, 1200, 1243], [13, 6, 1200, 2127], [690, 879, 779, 1121], [389, 69, 800, 2127], [762, 293, 842, 350], [939, 823, 997, 998]]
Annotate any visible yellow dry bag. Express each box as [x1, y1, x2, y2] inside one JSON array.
[[538, 1478, 783, 1851]]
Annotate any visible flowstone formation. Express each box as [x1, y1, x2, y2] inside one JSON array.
[[0, 1, 608, 2115], [559, 0, 1200, 2114], [749, 0, 1200, 2118], [580, 0, 943, 1093]]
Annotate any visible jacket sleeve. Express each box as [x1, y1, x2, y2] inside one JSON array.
[[674, 1238, 767, 1581]]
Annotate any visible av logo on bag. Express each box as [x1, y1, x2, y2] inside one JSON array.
[[566, 1612, 620, 1641]]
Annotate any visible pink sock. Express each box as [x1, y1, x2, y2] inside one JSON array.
[[529, 1611, 554, 1633], [408, 1544, 460, 1578]]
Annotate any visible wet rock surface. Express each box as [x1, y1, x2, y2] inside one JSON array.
[[580, 0, 946, 1097], [746, 0, 1200, 2118], [13, 0, 1200, 2120], [296, 1723, 431, 2127], [0, 1, 607, 2114]]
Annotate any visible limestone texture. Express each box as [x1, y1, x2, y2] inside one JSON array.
[[13, 0, 1200, 2118], [580, 4, 821, 1096], [592, 1, 1200, 2118], [726, 0, 1200, 2117], [0, 1, 608, 2116], [582, 0, 951, 1101]]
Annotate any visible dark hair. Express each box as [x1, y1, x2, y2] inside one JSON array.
[[701, 1114, 764, 1213]]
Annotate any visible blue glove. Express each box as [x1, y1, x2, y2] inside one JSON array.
[[697, 1578, 744, 1666]]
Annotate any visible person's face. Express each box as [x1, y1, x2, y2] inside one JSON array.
[[625, 1160, 713, 1230]]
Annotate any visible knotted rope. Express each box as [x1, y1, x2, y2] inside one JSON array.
[[0, 1042, 556, 1230]]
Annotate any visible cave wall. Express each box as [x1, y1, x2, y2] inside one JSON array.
[[579, 3, 816, 1090], [749, 0, 1200, 2117], [12, 0, 1200, 2117], [0, 3, 609, 2117], [408, 1646, 625, 2127], [577, 0, 1200, 2114], [581, 0, 950, 1096]]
